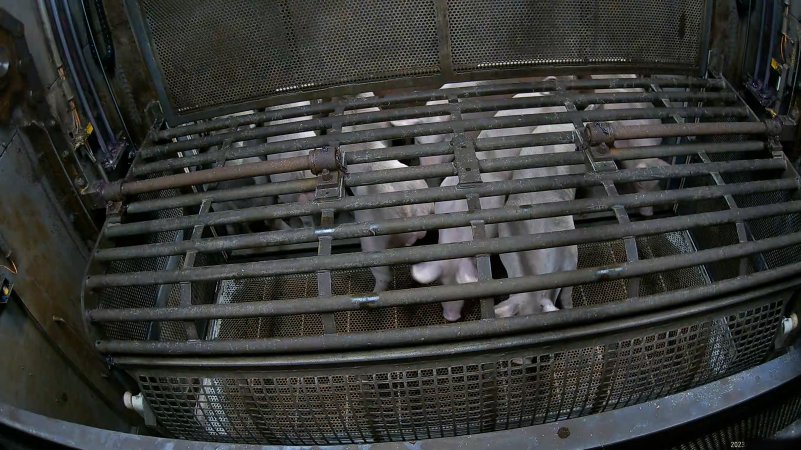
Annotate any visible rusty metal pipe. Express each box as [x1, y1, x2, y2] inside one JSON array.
[[101, 281, 795, 360], [93, 179, 797, 261], [154, 78, 727, 142], [109, 155, 311, 199], [104, 159, 785, 238], [147, 91, 736, 158], [123, 140, 766, 215], [86, 200, 801, 289], [90, 226, 801, 323], [134, 107, 747, 176], [585, 121, 771, 145]]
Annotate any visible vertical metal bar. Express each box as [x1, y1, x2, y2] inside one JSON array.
[[314, 104, 345, 334], [448, 95, 494, 319], [316, 210, 337, 334], [433, 0, 455, 78], [562, 93, 641, 299], [445, 94, 499, 430], [176, 199, 213, 340]]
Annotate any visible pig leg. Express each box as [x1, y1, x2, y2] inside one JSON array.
[[360, 234, 394, 292]]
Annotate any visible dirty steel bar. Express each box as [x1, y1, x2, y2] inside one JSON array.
[[104, 159, 786, 238], [90, 227, 801, 327], [134, 107, 747, 175], [86, 200, 801, 289], [154, 78, 727, 141], [95, 276, 801, 359], [123, 140, 766, 215], [94, 180, 796, 261], [91, 233, 801, 355], [343, 131, 574, 165], [585, 121, 771, 145], [107, 155, 311, 200], [146, 91, 737, 157], [106, 283, 795, 364], [125, 178, 317, 215], [104, 281, 796, 364]]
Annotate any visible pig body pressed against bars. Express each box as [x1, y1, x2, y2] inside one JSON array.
[[411, 173, 507, 321], [412, 89, 579, 321], [343, 94, 434, 292], [493, 120, 580, 318], [591, 74, 670, 217]]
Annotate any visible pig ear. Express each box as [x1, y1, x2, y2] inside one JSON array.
[[494, 301, 520, 318], [455, 259, 479, 284], [412, 262, 442, 284], [390, 118, 421, 127]]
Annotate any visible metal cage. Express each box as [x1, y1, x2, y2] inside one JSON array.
[[80, 0, 801, 445], [81, 74, 801, 444]]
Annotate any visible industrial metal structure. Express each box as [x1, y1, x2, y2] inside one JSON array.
[[1, 0, 801, 448]]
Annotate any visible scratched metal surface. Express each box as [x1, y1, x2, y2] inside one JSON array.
[[0, 130, 128, 429]]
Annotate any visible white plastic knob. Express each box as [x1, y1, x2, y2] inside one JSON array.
[[123, 391, 145, 416]]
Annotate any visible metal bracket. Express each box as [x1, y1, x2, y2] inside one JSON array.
[[315, 168, 343, 200], [585, 122, 616, 146], [309, 145, 342, 175], [104, 200, 124, 221]]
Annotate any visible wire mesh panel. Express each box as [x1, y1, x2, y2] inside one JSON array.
[[82, 74, 801, 444], [132, 297, 785, 444], [125, 0, 711, 122]]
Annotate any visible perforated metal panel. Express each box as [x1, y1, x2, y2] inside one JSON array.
[[126, 0, 711, 122], [447, 0, 706, 71], [97, 185, 185, 341], [131, 0, 440, 119], [134, 298, 783, 444]]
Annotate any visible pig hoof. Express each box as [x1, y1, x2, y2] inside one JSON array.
[[443, 312, 462, 322]]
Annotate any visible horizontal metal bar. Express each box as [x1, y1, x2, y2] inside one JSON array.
[[108, 292, 788, 368], [87, 198, 801, 289], [122, 140, 766, 215], [134, 107, 747, 176], [95, 179, 797, 262], [93, 250, 801, 357], [604, 140, 765, 160], [105, 159, 785, 238], [125, 178, 317, 215], [347, 162, 456, 186], [155, 78, 728, 141], [118, 155, 310, 198], [585, 121, 769, 145], [146, 91, 737, 158], [343, 131, 577, 165]]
